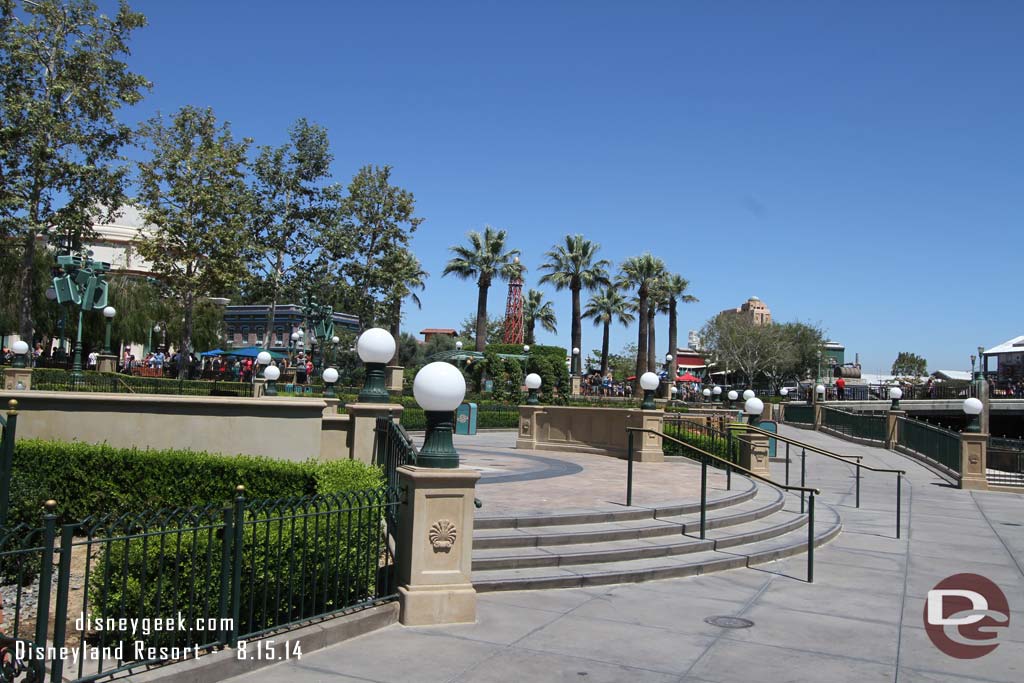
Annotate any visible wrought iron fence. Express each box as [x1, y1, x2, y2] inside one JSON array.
[[896, 416, 962, 475], [29, 370, 253, 398], [820, 407, 887, 443], [375, 418, 418, 493], [782, 404, 815, 425], [988, 437, 1024, 475], [0, 488, 396, 683], [662, 417, 741, 464]]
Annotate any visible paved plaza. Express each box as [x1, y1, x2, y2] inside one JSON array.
[[229, 427, 1024, 683]]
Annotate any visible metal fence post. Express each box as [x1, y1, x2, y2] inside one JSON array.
[[626, 431, 634, 507], [855, 460, 861, 508], [0, 400, 18, 527], [219, 503, 234, 647], [807, 492, 815, 583], [785, 441, 790, 485], [896, 473, 902, 539], [50, 523, 75, 682], [35, 500, 58, 681], [800, 449, 806, 514], [700, 455, 707, 540], [229, 485, 245, 647]]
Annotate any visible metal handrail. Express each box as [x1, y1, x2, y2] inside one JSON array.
[[627, 426, 820, 582]]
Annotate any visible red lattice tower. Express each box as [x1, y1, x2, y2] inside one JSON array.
[[502, 260, 524, 345]]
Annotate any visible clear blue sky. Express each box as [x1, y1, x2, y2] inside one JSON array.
[[119, 1, 1022, 373]]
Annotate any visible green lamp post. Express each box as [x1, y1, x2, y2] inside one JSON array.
[[102, 306, 116, 355], [357, 328, 396, 403], [256, 351, 272, 379], [963, 397, 983, 433], [263, 364, 280, 396], [889, 386, 902, 410], [744, 396, 764, 426], [322, 367, 339, 398], [726, 390, 738, 409], [712, 385, 722, 403], [640, 372, 659, 410], [11, 340, 29, 369], [525, 372, 542, 405], [414, 361, 466, 468]]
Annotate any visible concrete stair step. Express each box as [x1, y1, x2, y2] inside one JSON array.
[[472, 508, 808, 571], [473, 484, 782, 550], [471, 502, 842, 592]]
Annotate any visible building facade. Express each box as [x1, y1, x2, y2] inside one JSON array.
[[224, 305, 360, 350], [720, 296, 772, 326]]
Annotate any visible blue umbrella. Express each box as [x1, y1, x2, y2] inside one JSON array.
[[200, 349, 226, 357]]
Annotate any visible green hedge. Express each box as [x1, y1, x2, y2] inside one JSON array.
[[10, 440, 382, 526], [662, 424, 740, 463], [30, 368, 252, 397]]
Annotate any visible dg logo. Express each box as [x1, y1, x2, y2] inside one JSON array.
[[924, 573, 1010, 659]]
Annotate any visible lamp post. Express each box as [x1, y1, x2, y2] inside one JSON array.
[[102, 306, 116, 355], [780, 387, 789, 402], [525, 373, 542, 405], [702, 387, 712, 403], [572, 347, 580, 375], [963, 397, 983, 433], [11, 341, 29, 369], [256, 351, 272, 379], [816, 349, 822, 384], [744, 397, 765, 426], [322, 367, 339, 398], [263, 364, 280, 396], [522, 344, 530, 375], [970, 354, 976, 378], [357, 328, 396, 403], [816, 384, 826, 402], [743, 389, 755, 401], [889, 386, 903, 410], [152, 322, 167, 354], [727, 390, 738, 408], [413, 361, 467, 468], [712, 385, 722, 403], [976, 345, 985, 384], [455, 340, 463, 351], [640, 372, 659, 409]]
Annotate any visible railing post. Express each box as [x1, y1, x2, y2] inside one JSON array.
[[726, 463, 731, 491], [800, 449, 806, 514], [807, 492, 815, 583], [855, 459, 861, 508], [785, 441, 790, 485], [229, 485, 246, 647], [219, 502, 234, 648], [0, 400, 18, 527], [626, 430, 634, 507], [700, 455, 707, 539], [896, 473, 902, 539], [50, 523, 75, 682], [34, 500, 58, 681]]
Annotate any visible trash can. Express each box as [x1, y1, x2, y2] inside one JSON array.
[[758, 420, 778, 458], [455, 402, 478, 435]]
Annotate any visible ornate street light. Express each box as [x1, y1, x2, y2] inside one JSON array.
[[744, 397, 765, 425], [572, 347, 580, 375], [780, 387, 789, 401], [525, 373, 542, 405], [11, 340, 29, 369], [712, 385, 722, 402], [889, 386, 903, 410], [414, 361, 466, 468], [702, 387, 712, 402], [727, 390, 738, 408], [963, 397, 983, 433], [256, 351, 272, 379], [743, 389, 755, 401], [815, 384, 825, 401], [357, 328, 396, 403], [455, 340, 463, 351], [640, 371, 659, 409], [263, 364, 280, 396], [102, 306, 116, 355], [322, 367, 339, 398]]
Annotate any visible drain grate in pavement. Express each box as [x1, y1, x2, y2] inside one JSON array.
[[704, 615, 754, 629]]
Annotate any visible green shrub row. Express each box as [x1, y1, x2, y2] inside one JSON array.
[[662, 425, 740, 464], [30, 368, 252, 397]]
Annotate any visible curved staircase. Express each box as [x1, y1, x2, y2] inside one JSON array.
[[472, 475, 841, 591]]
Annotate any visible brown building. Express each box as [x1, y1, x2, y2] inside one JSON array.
[[420, 328, 457, 343], [720, 296, 772, 326]]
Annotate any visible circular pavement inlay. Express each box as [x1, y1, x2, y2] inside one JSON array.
[[704, 615, 755, 629]]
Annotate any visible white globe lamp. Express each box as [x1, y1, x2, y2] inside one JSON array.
[[356, 328, 396, 402], [743, 389, 755, 401], [455, 340, 463, 351], [524, 372, 542, 405], [101, 306, 117, 355], [744, 397, 765, 424], [889, 386, 903, 410], [322, 366, 340, 398], [11, 340, 29, 369], [263, 364, 281, 395], [727, 390, 738, 406], [963, 397, 983, 433], [640, 371, 660, 409], [413, 361, 467, 467]]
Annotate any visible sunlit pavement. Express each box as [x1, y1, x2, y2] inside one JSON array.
[[229, 427, 1024, 683]]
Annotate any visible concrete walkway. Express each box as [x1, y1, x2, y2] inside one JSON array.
[[229, 427, 1024, 683]]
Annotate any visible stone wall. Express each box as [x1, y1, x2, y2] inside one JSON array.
[[517, 405, 664, 461]]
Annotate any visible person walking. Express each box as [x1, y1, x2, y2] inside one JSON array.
[[836, 376, 846, 400]]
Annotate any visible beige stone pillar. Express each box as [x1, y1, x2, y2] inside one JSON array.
[[252, 377, 266, 398], [346, 402, 404, 464], [322, 397, 340, 416], [885, 410, 905, 449], [97, 354, 117, 373], [739, 427, 771, 477], [813, 403, 823, 431], [396, 466, 480, 625], [516, 405, 545, 449], [385, 366, 405, 393], [570, 375, 582, 396], [3, 368, 32, 391], [626, 410, 664, 462], [959, 432, 989, 490]]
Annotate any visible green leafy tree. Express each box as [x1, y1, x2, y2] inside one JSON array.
[[443, 227, 520, 351], [246, 118, 343, 346], [661, 274, 698, 380], [616, 254, 666, 381], [0, 0, 149, 338], [134, 106, 251, 376], [380, 248, 427, 363], [458, 313, 504, 347], [523, 288, 557, 345], [538, 235, 610, 374], [892, 351, 927, 378], [583, 287, 635, 375]]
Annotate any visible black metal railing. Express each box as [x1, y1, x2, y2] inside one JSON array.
[[626, 427, 821, 582], [662, 417, 742, 465], [896, 416, 962, 476], [820, 407, 888, 443], [376, 417, 418, 493], [783, 404, 815, 425], [30, 369, 254, 398], [0, 488, 397, 683]]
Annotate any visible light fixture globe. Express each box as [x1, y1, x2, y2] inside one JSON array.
[[357, 328, 395, 364], [665, 353, 673, 362], [728, 390, 738, 401], [780, 388, 789, 396], [712, 386, 722, 396], [743, 389, 755, 401], [263, 365, 280, 380], [414, 362, 467, 468], [744, 397, 765, 423], [414, 362, 466, 412], [670, 386, 678, 395], [889, 387, 903, 400], [524, 373, 542, 390], [153, 324, 161, 333], [323, 367, 339, 384], [12, 340, 29, 355], [523, 344, 530, 352], [455, 340, 463, 350], [702, 388, 712, 398], [815, 384, 825, 395], [256, 351, 271, 366], [102, 306, 116, 319], [572, 347, 580, 355], [291, 332, 299, 341], [639, 372, 659, 391], [963, 397, 984, 432]]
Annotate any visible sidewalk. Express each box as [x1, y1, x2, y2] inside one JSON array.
[[228, 427, 1024, 683]]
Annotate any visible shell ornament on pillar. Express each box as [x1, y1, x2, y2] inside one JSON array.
[[429, 519, 457, 552]]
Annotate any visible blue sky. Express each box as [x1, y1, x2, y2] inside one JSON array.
[[118, 1, 1022, 372]]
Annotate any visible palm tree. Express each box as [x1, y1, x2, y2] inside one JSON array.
[[583, 288, 635, 375], [383, 248, 428, 362], [538, 235, 611, 374], [443, 227, 520, 352], [662, 273, 698, 380], [616, 254, 666, 383], [646, 280, 669, 374], [524, 289, 557, 345]]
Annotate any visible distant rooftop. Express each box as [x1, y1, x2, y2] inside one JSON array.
[[984, 335, 1024, 355]]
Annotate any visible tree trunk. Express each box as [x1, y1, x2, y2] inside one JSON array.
[[571, 284, 582, 375], [180, 294, 194, 379], [475, 281, 489, 352], [389, 300, 401, 365], [263, 251, 284, 349], [18, 231, 36, 340], [600, 320, 610, 375], [667, 300, 678, 380], [635, 288, 647, 383], [526, 319, 535, 346], [647, 305, 656, 373]]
